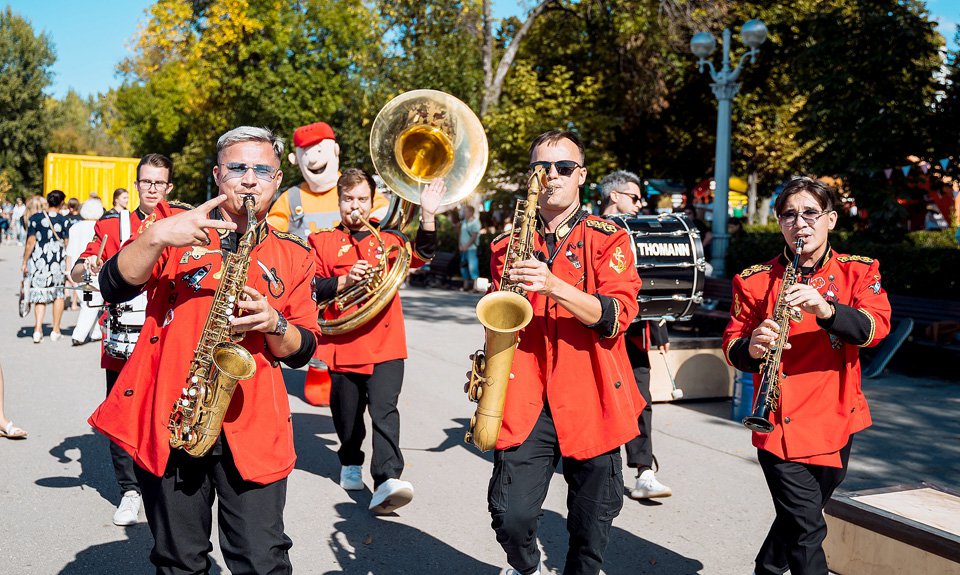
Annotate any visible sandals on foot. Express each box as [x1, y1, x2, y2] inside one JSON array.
[[0, 421, 28, 439]]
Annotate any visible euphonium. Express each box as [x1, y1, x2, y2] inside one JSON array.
[[317, 209, 412, 335], [464, 166, 544, 451], [742, 237, 804, 434], [168, 195, 259, 457]]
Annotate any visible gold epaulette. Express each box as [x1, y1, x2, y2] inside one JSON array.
[[836, 255, 874, 264], [739, 264, 772, 279], [585, 219, 618, 235], [312, 227, 336, 234], [272, 229, 311, 251], [491, 231, 511, 245], [168, 200, 194, 211]]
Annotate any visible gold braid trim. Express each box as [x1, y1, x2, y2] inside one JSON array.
[[603, 297, 622, 339], [724, 337, 742, 365], [858, 309, 877, 347]]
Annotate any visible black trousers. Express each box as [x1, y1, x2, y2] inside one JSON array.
[[330, 359, 404, 488], [135, 438, 292, 575], [105, 368, 140, 495], [488, 407, 624, 575], [623, 364, 653, 470], [755, 436, 854, 575]]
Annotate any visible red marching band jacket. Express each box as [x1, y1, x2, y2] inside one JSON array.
[[309, 222, 429, 373], [89, 201, 321, 484], [722, 248, 892, 467], [490, 211, 644, 460]]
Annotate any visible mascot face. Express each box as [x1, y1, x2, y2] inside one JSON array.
[[290, 138, 340, 193]]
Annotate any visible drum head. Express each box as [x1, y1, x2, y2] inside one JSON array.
[[608, 214, 705, 321]]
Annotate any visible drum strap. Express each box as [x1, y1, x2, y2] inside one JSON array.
[[119, 210, 132, 243]]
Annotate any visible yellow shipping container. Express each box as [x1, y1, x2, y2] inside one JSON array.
[[44, 153, 140, 210]]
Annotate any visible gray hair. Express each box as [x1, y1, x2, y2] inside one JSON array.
[[216, 126, 284, 163], [599, 170, 642, 199]]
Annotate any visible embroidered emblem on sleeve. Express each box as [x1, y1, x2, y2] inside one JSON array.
[[733, 293, 742, 318], [868, 276, 881, 294], [609, 246, 627, 274]]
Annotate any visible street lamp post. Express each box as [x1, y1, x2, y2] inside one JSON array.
[[690, 19, 767, 277]]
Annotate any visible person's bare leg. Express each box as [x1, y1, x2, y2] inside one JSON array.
[[34, 303, 46, 335], [0, 365, 9, 428], [52, 297, 65, 334]]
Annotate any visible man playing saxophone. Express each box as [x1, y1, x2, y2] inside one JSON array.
[[89, 126, 319, 574], [486, 131, 643, 575], [310, 168, 443, 513], [722, 177, 891, 575]]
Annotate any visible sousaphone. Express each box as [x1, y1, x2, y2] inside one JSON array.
[[318, 89, 488, 335]]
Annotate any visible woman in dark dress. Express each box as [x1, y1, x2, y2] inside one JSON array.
[[21, 190, 71, 343]]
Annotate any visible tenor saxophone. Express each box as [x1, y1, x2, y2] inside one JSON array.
[[742, 237, 804, 433], [464, 166, 544, 451], [168, 195, 259, 457]]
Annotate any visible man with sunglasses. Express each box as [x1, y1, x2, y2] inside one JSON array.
[[600, 170, 674, 501], [486, 131, 643, 575], [723, 177, 891, 575], [89, 127, 320, 574], [69, 153, 184, 527]]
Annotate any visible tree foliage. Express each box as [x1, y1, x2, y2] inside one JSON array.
[[0, 7, 55, 196], [47, 90, 129, 157]]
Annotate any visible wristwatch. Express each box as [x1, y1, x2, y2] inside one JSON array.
[[268, 309, 288, 336]]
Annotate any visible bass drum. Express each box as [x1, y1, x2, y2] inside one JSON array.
[[607, 214, 706, 321]]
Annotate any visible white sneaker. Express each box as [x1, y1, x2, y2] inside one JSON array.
[[630, 469, 672, 499], [368, 478, 414, 514], [32, 331, 42, 344], [113, 490, 141, 526], [50, 332, 63, 342], [502, 567, 541, 575], [339, 465, 363, 491]]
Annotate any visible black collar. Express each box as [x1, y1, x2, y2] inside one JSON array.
[[779, 244, 833, 276], [537, 207, 587, 242]]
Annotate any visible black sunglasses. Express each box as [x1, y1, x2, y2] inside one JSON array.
[[529, 160, 582, 177]]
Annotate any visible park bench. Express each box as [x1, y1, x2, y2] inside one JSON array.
[[409, 250, 459, 289]]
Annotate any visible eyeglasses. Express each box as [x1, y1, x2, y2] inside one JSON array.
[[778, 209, 831, 227], [136, 179, 170, 191], [529, 160, 582, 177], [220, 162, 280, 182], [618, 192, 643, 205]]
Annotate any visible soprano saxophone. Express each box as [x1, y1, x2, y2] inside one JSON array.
[[168, 195, 259, 457], [742, 237, 804, 434], [464, 166, 543, 451]]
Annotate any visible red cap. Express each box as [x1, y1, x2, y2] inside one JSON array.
[[292, 122, 336, 148]]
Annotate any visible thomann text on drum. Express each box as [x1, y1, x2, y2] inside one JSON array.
[[636, 243, 693, 257]]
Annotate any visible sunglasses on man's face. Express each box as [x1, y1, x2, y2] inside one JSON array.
[[529, 160, 582, 177]]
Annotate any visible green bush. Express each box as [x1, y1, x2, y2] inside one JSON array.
[[727, 231, 959, 299]]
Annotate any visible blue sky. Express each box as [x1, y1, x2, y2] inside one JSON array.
[[5, 0, 960, 99]]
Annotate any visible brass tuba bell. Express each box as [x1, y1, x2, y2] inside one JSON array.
[[370, 89, 489, 228], [318, 90, 488, 335]]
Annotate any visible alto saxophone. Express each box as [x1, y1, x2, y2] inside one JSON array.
[[464, 166, 544, 451], [742, 237, 804, 433], [168, 195, 259, 457]]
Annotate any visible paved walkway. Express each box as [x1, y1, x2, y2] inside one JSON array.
[[0, 241, 956, 574]]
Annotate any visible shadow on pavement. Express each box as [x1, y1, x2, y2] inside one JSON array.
[[37, 432, 117, 505], [15, 324, 76, 338], [287, 362, 341, 482], [424, 417, 494, 463], [321, 502, 497, 574], [57, 524, 173, 575], [539, 509, 705, 574], [674, 398, 732, 421]]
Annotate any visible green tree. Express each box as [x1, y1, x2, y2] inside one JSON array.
[[112, 0, 382, 203], [0, 7, 55, 196], [47, 90, 129, 157]]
